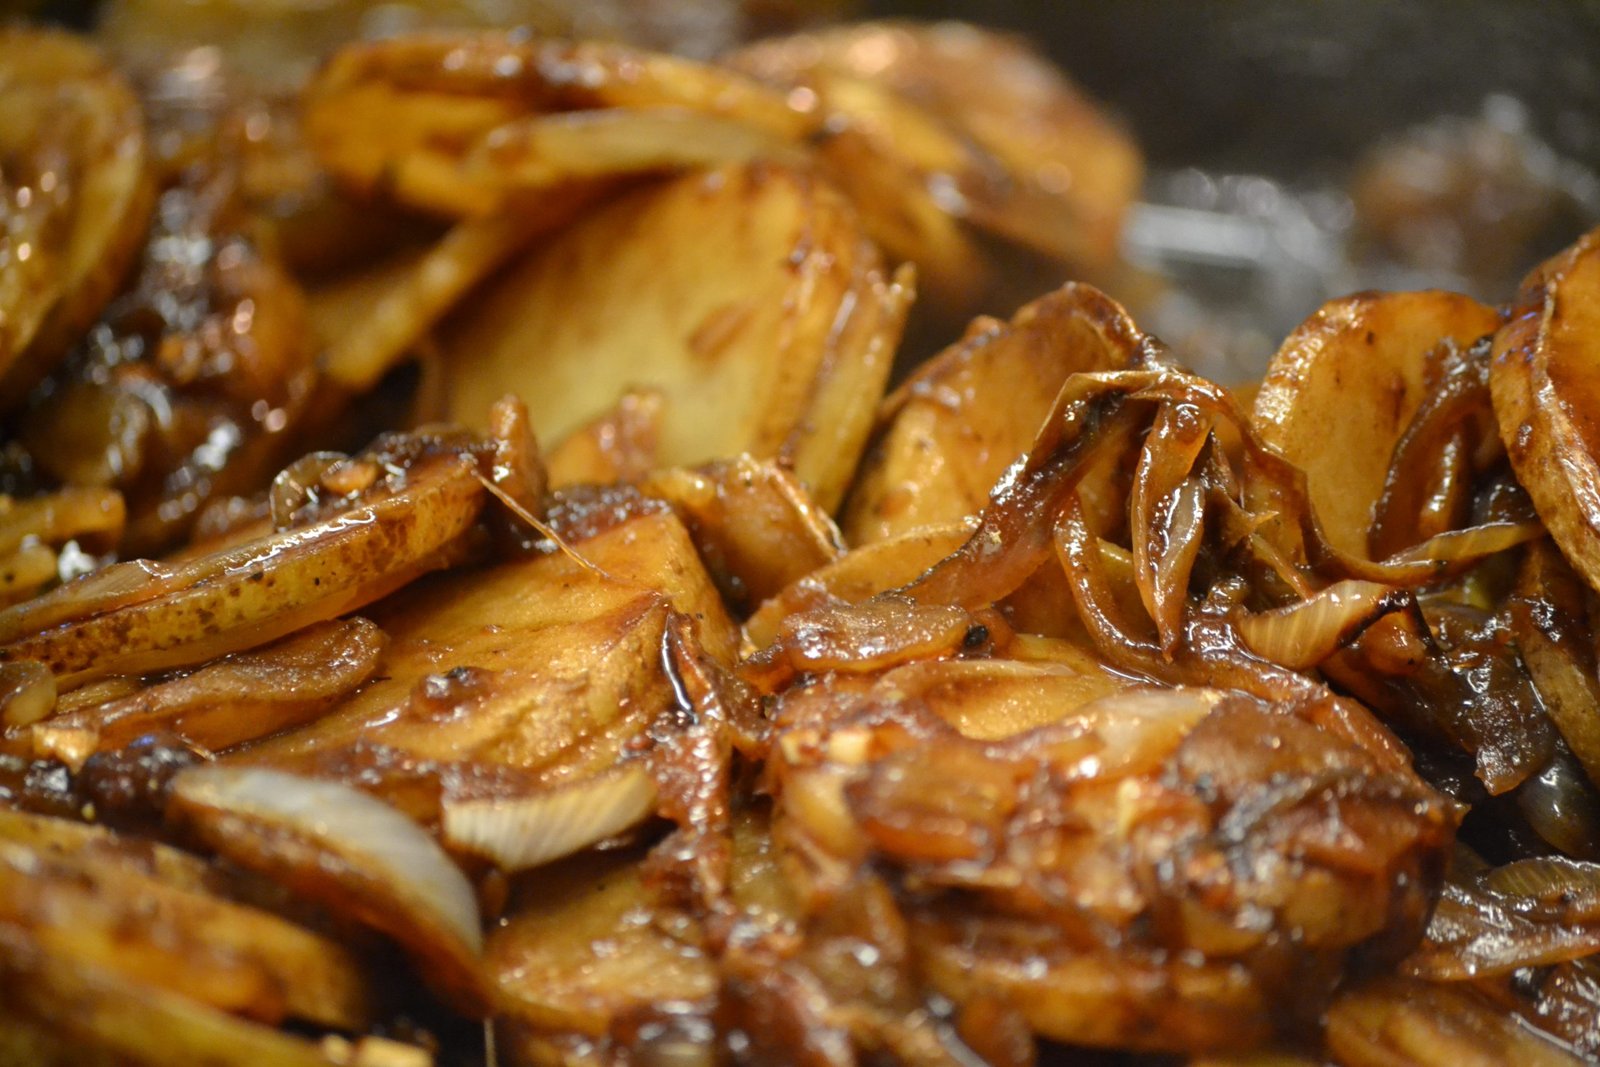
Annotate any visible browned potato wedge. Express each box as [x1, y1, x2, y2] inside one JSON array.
[[443, 163, 910, 511], [0, 809, 215, 891], [304, 34, 817, 217], [843, 283, 1136, 545], [868, 657, 1132, 741], [460, 106, 810, 198], [307, 212, 569, 393], [0, 29, 153, 409], [731, 20, 1143, 272], [1492, 227, 1600, 591], [1252, 290, 1501, 559], [1325, 977, 1585, 1067]]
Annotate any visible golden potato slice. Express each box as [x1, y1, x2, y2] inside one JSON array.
[[308, 212, 567, 393], [731, 20, 1143, 271], [240, 506, 738, 813], [0, 809, 215, 891], [487, 849, 717, 1043], [1325, 977, 1585, 1067], [304, 33, 816, 216], [0, 29, 153, 409], [1511, 540, 1600, 788], [1492, 227, 1600, 591], [843, 283, 1136, 545], [1252, 290, 1501, 559], [443, 163, 908, 511], [460, 106, 809, 197], [0, 441, 485, 689]]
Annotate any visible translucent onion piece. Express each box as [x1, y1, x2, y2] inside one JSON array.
[[462, 106, 809, 194], [1408, 882, 1600, 979], [1129, 402, 1212, 650], [30, 617, 386, 771], [442, 765, 657, 872], [169, 766, 487, 1015], [1482, 856, 1600, 923], [1516, 748, 1600, 861], [0, 661, 54, 728], [1234, 580, 1404, 670], [1326, 976, 1586, 1067]]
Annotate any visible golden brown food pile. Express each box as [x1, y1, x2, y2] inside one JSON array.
[[1, 6, 1600, 1066]]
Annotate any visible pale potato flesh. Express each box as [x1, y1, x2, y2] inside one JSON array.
[[1253, 290, 1501, 560], [443, 162, 904, 511]]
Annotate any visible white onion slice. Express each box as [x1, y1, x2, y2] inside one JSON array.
[[169, 765, 486, 1014], [442, 765, 657, 872], [1234, 579, 1400, 670]]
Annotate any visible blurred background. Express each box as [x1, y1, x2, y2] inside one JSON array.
[[13, 0, 1600, 379]]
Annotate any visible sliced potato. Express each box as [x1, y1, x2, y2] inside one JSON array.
[[1511, 540, 1600, 788], [1325, 976, 1585, 1067], [443, 163, 907, 511], [731, 20, 1142, 272], [0, 442, 486, 689], [487, 849, 717, 1040], [1492, 227, 1600, 591], [745, 519, 975, 648], [304, 33, 816, 216], [1252, 290, 1501, 559], [0, 29, 153, 409], [460, 105, 810, 198], [240, 506, 738, 811], [843, 283, 1136, 545], [871, 657, 1131, 742]]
